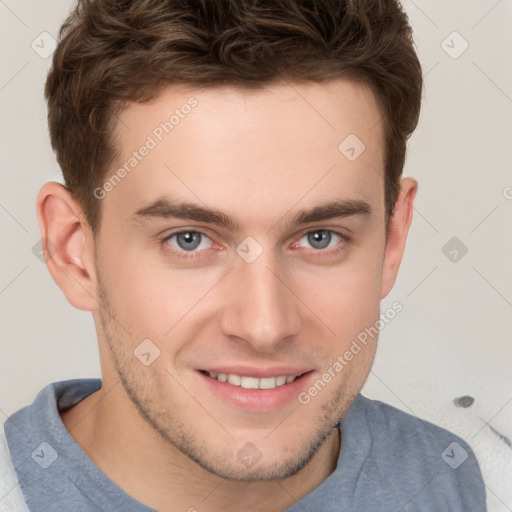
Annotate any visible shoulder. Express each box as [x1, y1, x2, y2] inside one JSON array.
[[355, 395, 487, 509], [0, 379, 103, 512], [0, 419, 30, 512], [360, 394, 476, 454]]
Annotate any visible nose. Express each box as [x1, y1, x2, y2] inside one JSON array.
[[218, 250, 303, 352]]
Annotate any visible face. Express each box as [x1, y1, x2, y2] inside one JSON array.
[[89, 78, 394, 480]]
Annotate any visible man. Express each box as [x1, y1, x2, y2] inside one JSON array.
[[1, 0, 487, 510]]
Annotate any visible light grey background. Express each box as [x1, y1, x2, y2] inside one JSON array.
[[1, 0, 511, 507]]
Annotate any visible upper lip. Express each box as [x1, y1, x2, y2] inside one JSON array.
[[198, 366, 312, 378]]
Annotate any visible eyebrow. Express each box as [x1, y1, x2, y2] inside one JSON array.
[[130, 197, 371, 231]]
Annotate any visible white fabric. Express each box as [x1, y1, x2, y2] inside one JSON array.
[[0, 420, 29, 512]]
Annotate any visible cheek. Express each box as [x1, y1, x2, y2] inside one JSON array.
[[96, 241, 167, 339], [297, 250, 383, 336], [102, 246, 221, 345], [300, 264, 382, 393]]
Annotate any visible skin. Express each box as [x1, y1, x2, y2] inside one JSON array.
[[37, 77, 416, 511]]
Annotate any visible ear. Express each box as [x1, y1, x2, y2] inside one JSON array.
[[36, 182, 98, 311], [380, 177, 417, 299]]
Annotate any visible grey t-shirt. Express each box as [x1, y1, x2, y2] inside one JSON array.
[[2, 379, 487, 511]]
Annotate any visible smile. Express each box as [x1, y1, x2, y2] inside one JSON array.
[[203, 371, 300, 389]]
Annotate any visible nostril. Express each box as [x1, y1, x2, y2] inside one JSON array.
[[453, 395, 475, 408]]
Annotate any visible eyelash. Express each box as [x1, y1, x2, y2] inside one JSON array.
[[160, 228, 350, 261]]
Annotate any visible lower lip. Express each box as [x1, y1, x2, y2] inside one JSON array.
[[196, 371, 315, 411]]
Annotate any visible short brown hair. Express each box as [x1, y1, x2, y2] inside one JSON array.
[[45, 0, 422, 236]]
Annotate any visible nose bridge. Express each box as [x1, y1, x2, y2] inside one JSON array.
[[218, 248, 302, 349]]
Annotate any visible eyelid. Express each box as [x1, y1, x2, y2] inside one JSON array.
[[162, 227, 214, 242], [296, 226, 350, 240]]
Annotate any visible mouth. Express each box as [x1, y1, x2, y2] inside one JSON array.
[[197, 368, 314, 411], [199, 370, 304, 390]]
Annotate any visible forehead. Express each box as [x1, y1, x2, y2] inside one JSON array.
[[115, 78, 383, 151], [104, 78, 385, 227]]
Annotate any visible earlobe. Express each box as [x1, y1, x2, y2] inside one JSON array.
[[36, 182, 98, 311], [380, 177, 418, 299]]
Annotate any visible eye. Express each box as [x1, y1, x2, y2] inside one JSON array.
[[161, 228, 347, 260], [163, 230, 213, 253], [297, 230, 344, 251]]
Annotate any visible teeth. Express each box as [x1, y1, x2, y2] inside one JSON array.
[[276, 376, 287, 386], [259, 377, 276, 389], [227, 374, 241, 386], [240, 376, 260, 389], [207, 372, 299, 389]]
